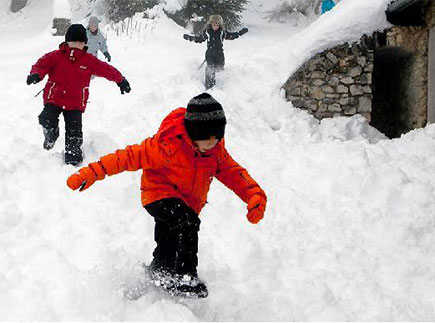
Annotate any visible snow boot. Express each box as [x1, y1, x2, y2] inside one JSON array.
[[42, 127, 59, 150], [64, 136, 83, 166], [147, 266, 208, 299]]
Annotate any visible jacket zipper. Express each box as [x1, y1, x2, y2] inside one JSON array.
[[191, 152, 198, 194]]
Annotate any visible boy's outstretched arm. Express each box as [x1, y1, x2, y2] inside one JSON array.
[[89, 56, 131, 94], [27, 51, 58, 84], [215, 148, 267, 224], [67, 138, 159, 192]]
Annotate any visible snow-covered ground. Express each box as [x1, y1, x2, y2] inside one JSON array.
[[0, 0, 434, 320]]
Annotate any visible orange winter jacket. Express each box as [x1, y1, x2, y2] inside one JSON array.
[[93, 108, 266, 214]]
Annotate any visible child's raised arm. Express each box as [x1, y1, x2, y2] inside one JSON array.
[[215, 148, 267, 224], [224, 28, 248, 40], [183, 30, 208, 43], [67, 137, 160, 192], [28, 51, 58, 83]]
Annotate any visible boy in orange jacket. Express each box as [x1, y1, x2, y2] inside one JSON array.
[[66, 93, 267, 298]]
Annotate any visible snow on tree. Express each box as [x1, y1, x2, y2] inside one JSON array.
[[267, 0, 323, 23], [167, 0, 248, 33]]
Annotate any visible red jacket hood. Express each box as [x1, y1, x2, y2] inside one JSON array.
[[59, 42, 88, 61], [157, 107, 187, 140]]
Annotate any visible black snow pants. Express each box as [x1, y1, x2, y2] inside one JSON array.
[[205, 63, 224, 90], [145, 198, 201, 276], [38, 104, 83, 163]]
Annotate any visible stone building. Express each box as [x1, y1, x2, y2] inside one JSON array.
[[284, 0, 435, 138]]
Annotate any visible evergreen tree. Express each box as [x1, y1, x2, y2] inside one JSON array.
[[105, 0, 159, 22], [175, 0, 248, 33]]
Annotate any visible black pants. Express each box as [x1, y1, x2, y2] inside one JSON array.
[[38, 104, 83, 153], [205, 63, 224, 89], [145, 198, 201, 276]]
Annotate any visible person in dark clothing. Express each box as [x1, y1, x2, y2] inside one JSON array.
[[27, 24, 131, 166], [183, 15, 248, 89]]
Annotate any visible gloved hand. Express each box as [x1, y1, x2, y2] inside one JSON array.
[[26, 73, 41, 85], [246, 194, 266, 224], [239, 27, 248, 36], [183, 34, 194, 41], [67, 167, 97, 192], [103, 52, 111, 62], [117, 77, 131, 94]]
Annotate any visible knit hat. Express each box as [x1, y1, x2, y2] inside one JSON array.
[[184, 93, 226, 141], [88, 16, 99, 27], [65, 24, 87, 43]]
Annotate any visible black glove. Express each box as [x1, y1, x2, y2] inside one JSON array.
[[183, 34, 194, 41], [26, 73, 41, 85], [117, 78, 131, 94], [239, 27, 248, 36], [104, 52, 111, 62]]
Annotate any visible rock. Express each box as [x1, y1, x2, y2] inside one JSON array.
[[358, 96, 372, 112], [326, 52, 339, 64], [349, 66, 363, 77], [350, 85, 364, 96], [329, 76, 340, 86], [341, 77, 354, 84], [337, 85, 349, 94], [310, 87, 326, 100], [329, 103, 342, 112]]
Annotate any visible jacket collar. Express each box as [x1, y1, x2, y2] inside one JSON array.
[[59, 42, 87, 61]]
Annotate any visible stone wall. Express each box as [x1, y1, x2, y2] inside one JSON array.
[[52, 18, 71, 36], [283, 40, 374, 121]]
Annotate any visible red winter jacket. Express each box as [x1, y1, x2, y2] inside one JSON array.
[[84, 108, 267, 214], [30, 42, 124, 112]]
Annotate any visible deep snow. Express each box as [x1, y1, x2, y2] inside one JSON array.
[[0, 0, 434, 321]]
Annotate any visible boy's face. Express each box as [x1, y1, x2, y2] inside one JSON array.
[[89, 24, 98, 32], [193, 136, 219, 153], [211, 22, 220, 31]]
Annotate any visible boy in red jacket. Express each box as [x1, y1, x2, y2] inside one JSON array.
[[66, 93, 267, 298], [27, 24, 131, 165]]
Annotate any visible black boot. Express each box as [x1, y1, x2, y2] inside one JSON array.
[[147, 266, 208, 298], [42, 127, 59, 150], [65, 136, 83, 166]]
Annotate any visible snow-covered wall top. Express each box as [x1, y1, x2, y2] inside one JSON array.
[[53, 0, 72, 19]]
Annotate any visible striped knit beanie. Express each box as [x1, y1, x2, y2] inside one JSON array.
[[184, 93, 226, 141]]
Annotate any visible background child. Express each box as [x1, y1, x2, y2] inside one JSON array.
[[183, 15, 248, 89], [66, 93, 267, 298], [86, 16, 111, 62], [27, 24, 131, 165]]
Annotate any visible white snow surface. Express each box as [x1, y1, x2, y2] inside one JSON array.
[[1, 0, 435, 321], [53, 0, 72, 19]]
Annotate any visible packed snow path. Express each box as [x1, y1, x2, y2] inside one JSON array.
[[0, 0, 434, 320]]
